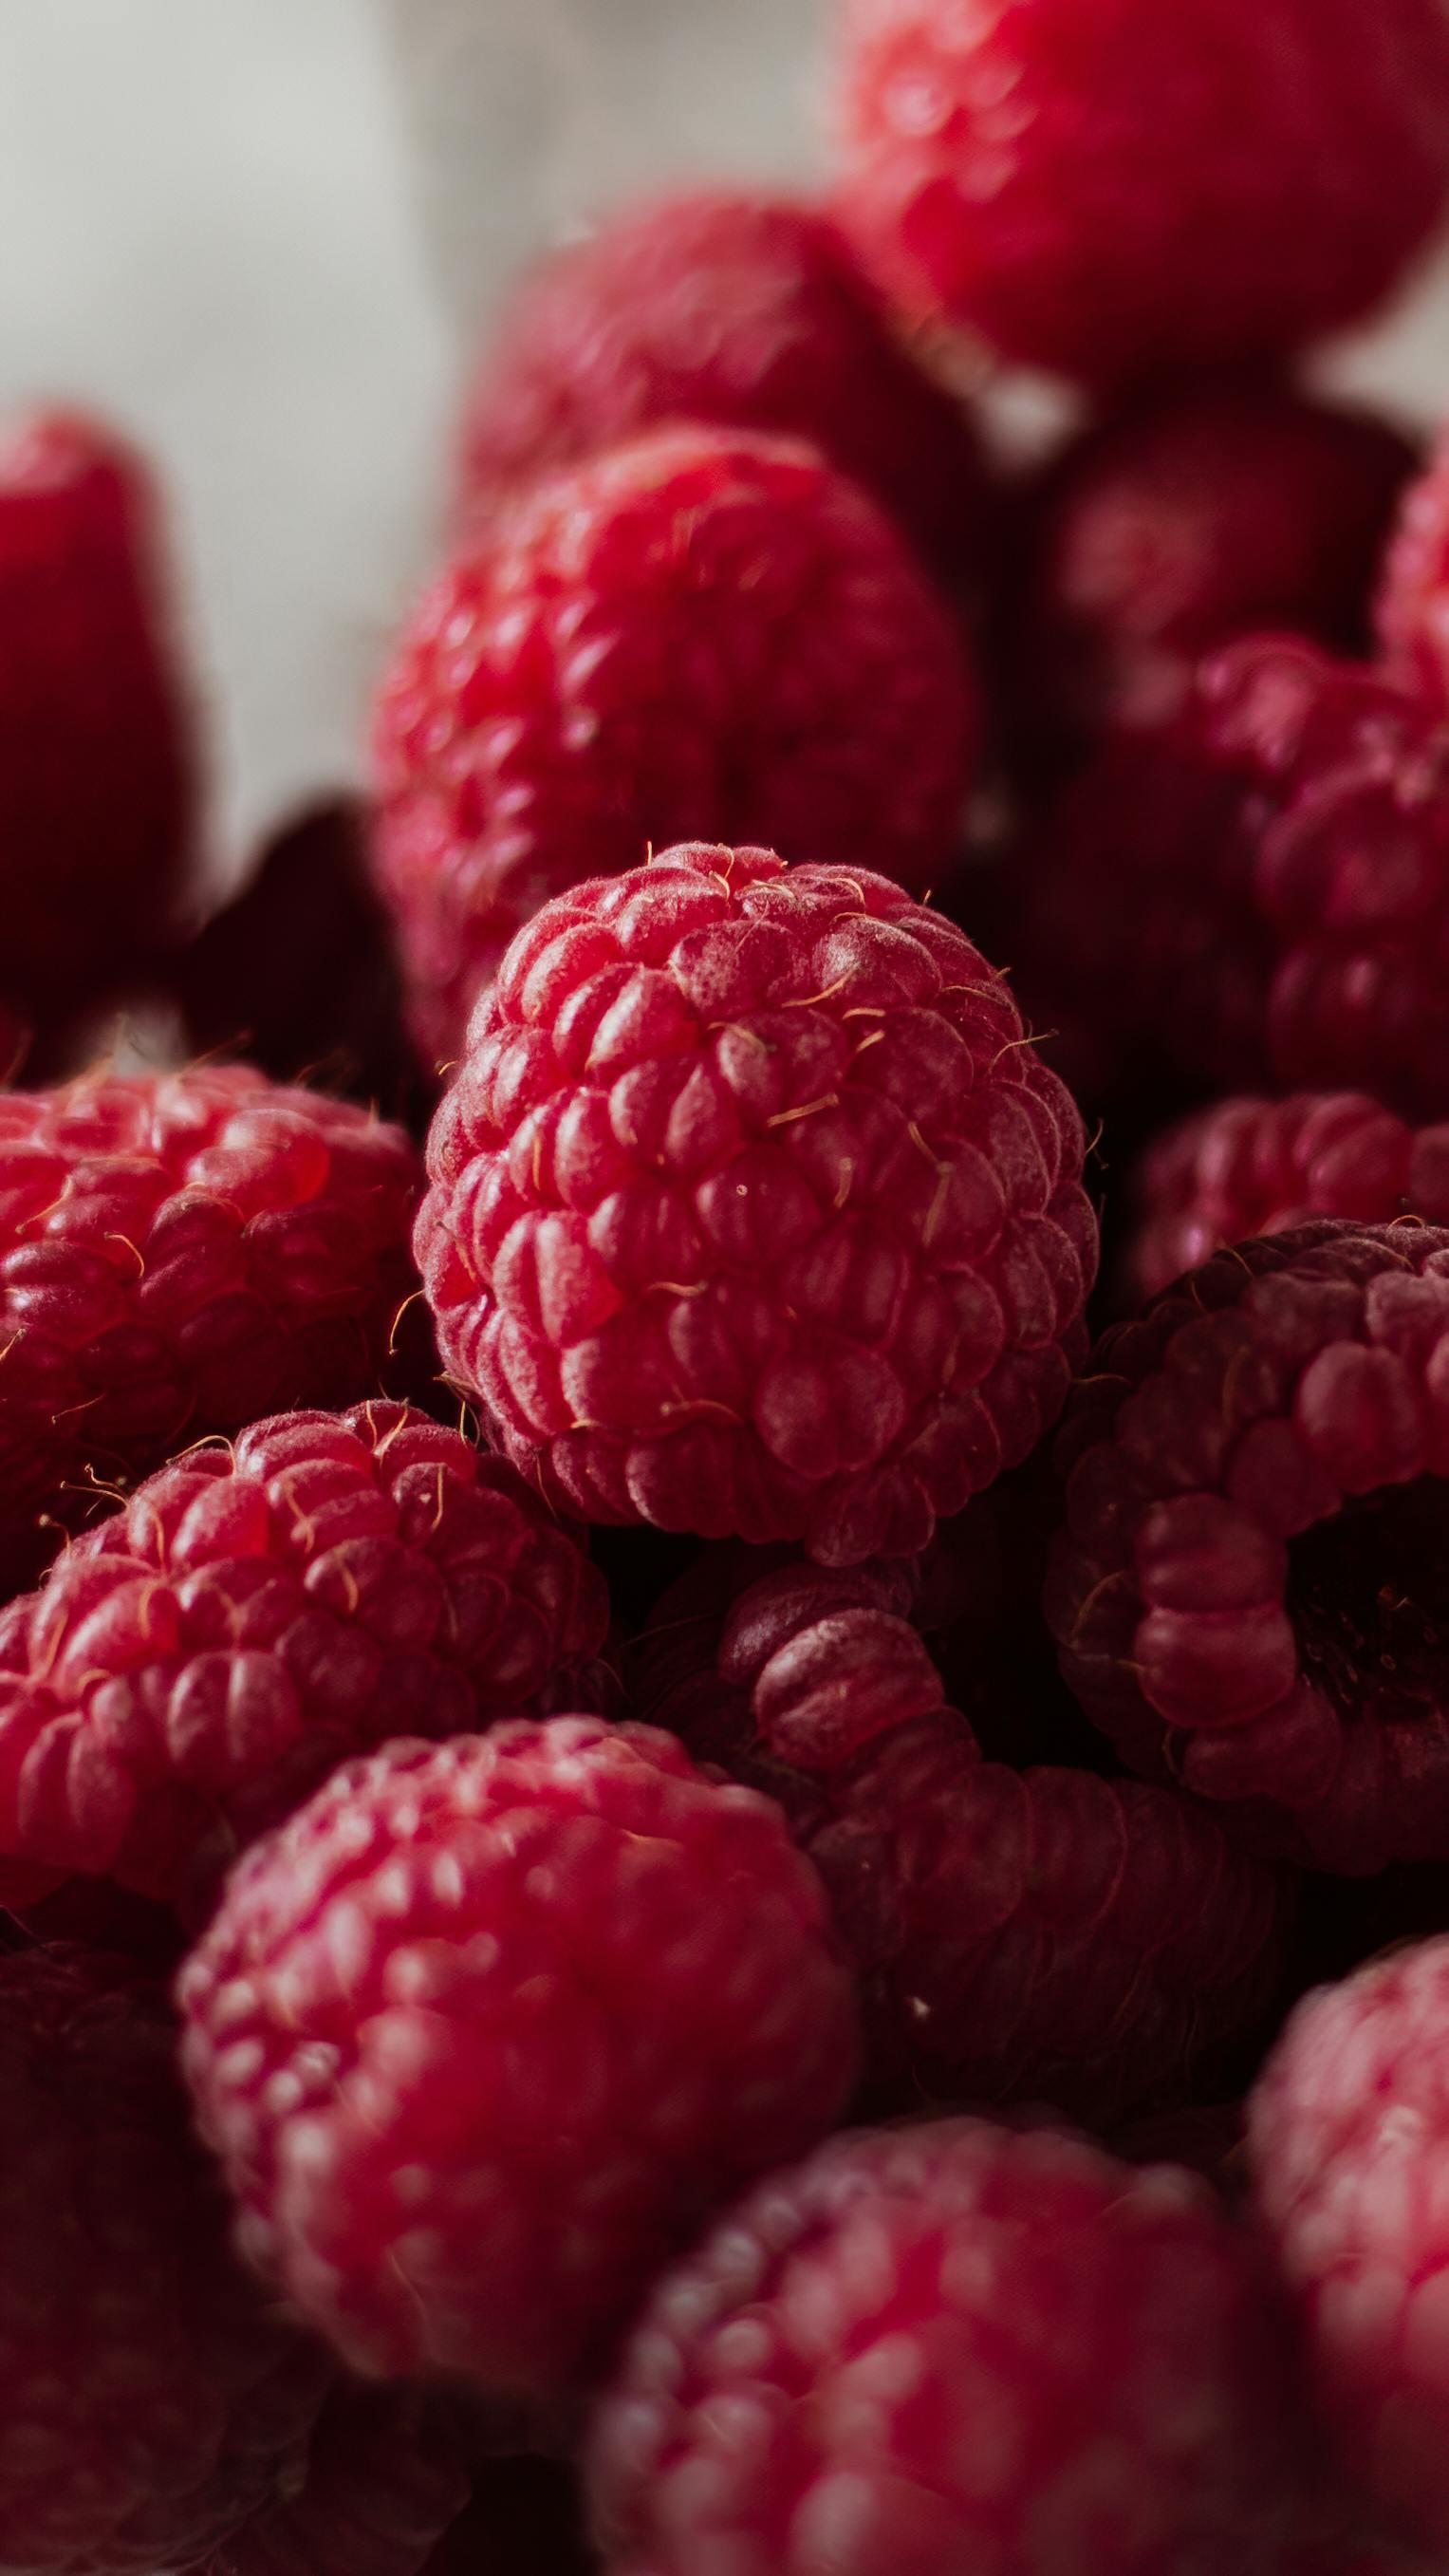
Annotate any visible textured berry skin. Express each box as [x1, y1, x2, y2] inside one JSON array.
[[637, 1544, 1287, 2124], [371, 429, 977, 1061], [833, 0, 1449, 388], [0, 410, 195, 1033], [1018, 636, 1449, 1115], [1003, 383, 1416, 777], [0, 1400, 608, 1907], [417, 843, 1096, 1563], [1378, 425, 1449, 712], [207, 2383, 469, 2576], [1250, 1937, 1449, 2560], [1047, 1220, 1449, 1874], [0, 1064, 423, 1596], [0, 1943, 330, 2576], [457, 189, 991, 592], [1127, 1092, 1449, 1300], [588, 2118, 1301, 2576], [177, 1717, 859, 2396]]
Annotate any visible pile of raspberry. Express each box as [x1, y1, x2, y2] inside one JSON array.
[[18, 0, 1449, 2566]]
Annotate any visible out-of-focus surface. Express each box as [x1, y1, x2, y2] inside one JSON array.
[[0, 0, 1444, 868]]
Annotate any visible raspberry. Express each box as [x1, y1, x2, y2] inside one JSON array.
[[1002, 382, 1417, 779], [1249, 1937, 1449, 2560], [177, 1717, 858, 2395], [0, 410, 195, 1038], [371, 429, 977, 1060], [832, 0, 1449, 388], [0, 1941, 330, 2575], [587, 2117, 1302, 2576], [416, 842, 1095, 1563], [0, 1064, 424, 1594], [0, 1400, 608, 1907], [1378, 422, 1449, 712], [1126, 1092, 1449, 1301], [1046, 1219, 1449, 1875], [456, 189, 992, 593], [211, 2382, 469, 2576], [1017, 636, 1449, 1115], [636, 1542, 1287, 2124]]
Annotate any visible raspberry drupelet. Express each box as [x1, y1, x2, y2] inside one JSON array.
[[456, 188, 991, 593], [832, 0, 1449, 389], [587, 2117, 1302, 2576], [0, 1400, 608, 1909], [1048, 1219, 1449, 1875], [416, 842, 1096, 1564], [177, 1717, 859, 2397], [371, 428, 977, 1062]]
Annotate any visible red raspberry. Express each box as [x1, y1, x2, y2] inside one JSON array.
[[1017, 636, 1449, 1115], [211, 2382, 470, 2576], [587, 2117, 1302, 2576], [371, 429, 977, 1061], [456, 189, 991, 593], [0, 410, 195, 1038], [832, 0, 1449, 388], [1046, 1219, 1449, 1875], [416, 843, 1096, 1563], [0, 1064, 423, 1595], [0, 1400, 607, 1908], [0, 1942, 330, 2575], [177, 1717, 859, 2396], [1126, 1092, 1449, 1301], [1249, 1937, 1449, 2560], [1378, 422, 1449, 712], [1003, 382, 1417, 778]]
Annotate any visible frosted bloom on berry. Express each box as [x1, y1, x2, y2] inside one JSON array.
[[588, 2118, 1301, 2576], [0, 1401, 607, 1907], [416, 843, 1096, 1564], [177, 1717, 859, 2397], [1048, 1220, 1449, 1874], [371, 427, 977, 1060]]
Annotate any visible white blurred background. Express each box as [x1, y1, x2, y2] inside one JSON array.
[[0, 0, 1442, 877]]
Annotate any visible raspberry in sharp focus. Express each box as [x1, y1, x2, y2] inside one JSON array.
[[415, 841, 1096, 1564], [177, 1717, 860, 2396], [0, 1064, 424, 1596], [586, 2117, 1302, 2576], [0, 1942, 331, 2576], [1047, 1219, 1449, 1875], [1249, 1936, 1449, 2561], [0, 1399, 608, 1908], [456, 187, 992, 594], [1378, 420, 1449, 713], [832, 0, 1449, 388], [371, 427, 978, 1062]]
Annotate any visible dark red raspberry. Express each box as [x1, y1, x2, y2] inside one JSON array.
[[417, 843, 1095, 1563], [0, 1942, 330, 2576], [1250, 1937, 1449, 2561], [177, 1717, 858, 2396], [0, 1064, 424, 1595], [371, 429, 977, 1060], [1126, 1092, 1449, 1300], [832, 0, 1449, 388], [636, 1543, 1287, 2125], [1047, 1219, 1449, 1875], [0, 1400, 607, 1908], [1378, 424, 1449, 712], [1017, 636, 1449, 1115], [209, 2383, 469, 2576], [0, 410, 195, 1038], [456, 189, 991, 593], [587, 2117, 1302, 2576], [1002, 382, 1416, 778]]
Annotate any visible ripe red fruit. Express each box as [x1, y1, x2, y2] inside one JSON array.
[[1047, 1220, 1449, 1874], [0, 1065, 423, 1596], [371, 428, 977, 1060], [417, 842, 1096, 1564], [833, 0, 1449, 387], [457, 188, 991, 592], [588, 2118, 1302, 2576], [0, 1400, 608, 1908], [177, 1717, 859, 2396]]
